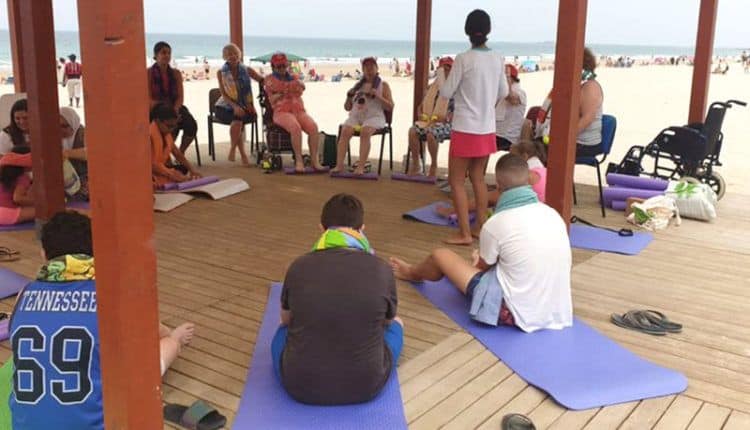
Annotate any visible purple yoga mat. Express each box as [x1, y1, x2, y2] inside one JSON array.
[[0, 222, 33, 232], [0, 267, 30, 299], [0, 320, 8, 342], [412, 278, 687, 410], [607, 173, 668, 191], [284, 166, 331, 175], [161, 176, 220, 191], [602, 187, 663, 207], [403, 202, 463, 227], [330, 171, 379, 180], [390, 173, 437, 184], [611, 200, 627, 211], [232, 284, 406, 429], [66, 200, 90, 210], [570, 224, 653, 255]]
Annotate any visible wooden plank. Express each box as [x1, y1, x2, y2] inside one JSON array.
[[548, 408, 599, 430], [654, 396, 703, 430], [527, 397, 566, 429], [687, 403, 731, 430], [476, 386, 547, 430], [723, 410, 750, 430], [582, 402, 638, 429], [619, 396, 676, 430], [442, 374, 528, 430], [397, 332, 473, 382]]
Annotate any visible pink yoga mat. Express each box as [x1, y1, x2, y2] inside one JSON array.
[[606, 173, 668, 191], [161, 176, 220, 191], [603, 187, 662, 206]]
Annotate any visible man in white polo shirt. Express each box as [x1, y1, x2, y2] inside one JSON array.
[[390, 154, 572, 332]]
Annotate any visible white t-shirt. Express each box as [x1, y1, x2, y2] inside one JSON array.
[[440, 48, 508, 135], [495, 82, 527, 145], [479, 202, 573, 332]]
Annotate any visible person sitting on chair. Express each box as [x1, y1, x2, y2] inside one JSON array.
[[150, 103, 201, 189], [575, 47, 604, 157], [59, 107, 90, 201], [332, 57, 394, 175], [0, 99, 29, 155], [263, 53, 325, 173], [390, 154, 571, 333], [0, 147, 34, 225], [215, 43, 263, 166], [405, 56, 454, 178], [273, 193, 403, 405], [8, 211, 195, 430], [148, 41, 199, 155], [495, 64, 527, 151]]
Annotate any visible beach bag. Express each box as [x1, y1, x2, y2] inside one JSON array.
[[63, 159, 81, 197], [319, 132, 338, 167], [626, 195, 681, 231], [665, 177, 717, 221]]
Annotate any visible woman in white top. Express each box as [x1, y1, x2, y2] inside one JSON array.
[[0, 99, 29, 155], [439, 9, 508, 244]]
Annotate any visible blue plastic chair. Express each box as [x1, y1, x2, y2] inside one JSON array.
[[575, 114, 617, 217]]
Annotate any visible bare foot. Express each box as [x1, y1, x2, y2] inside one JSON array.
[[241, 155, 251, 167], [294, 162, 306, 173], [443, 234, 474, 246], [406, 167, 421, 176], [389, 257, 422, 282], [434, 204, 454, 218], [353, 167, 365, 175], [169, 323, 195, 347], [428, 166, 437, 177], [228, 149, 236, 162]]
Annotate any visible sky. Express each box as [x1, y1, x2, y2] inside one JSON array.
[[0, 0, 748, 47]]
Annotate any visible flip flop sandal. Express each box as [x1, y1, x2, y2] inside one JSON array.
[[502, 413, 536, 430], [640, 310, 683, 333], [0, 247, 19, 262], [164, 400, 227, 430], [610, 310, 667, 336]]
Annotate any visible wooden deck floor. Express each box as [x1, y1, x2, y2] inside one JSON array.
[[1, 160, 749, 429]]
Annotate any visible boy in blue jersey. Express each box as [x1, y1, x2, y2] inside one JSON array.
[[9, 211, 194, 429]]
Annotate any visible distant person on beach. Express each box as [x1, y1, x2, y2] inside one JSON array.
[[0, 99, 29, 155], [264, 52, 325, 173], [7, 211, 195, 430], [147, 41, 199, 155], [149, 103, 202, 189], [63, 54, 83, 108], [215, 43, 263, 166], [57, 57, 66, 84], [495, 64, 527, 151], [203, 57, 210, 77], [273, 193, 402, 405], [406, 56, 454, 177], [438, 9, 508, 245], [332, 56, 394, 175], [392, 58, 400, 76]]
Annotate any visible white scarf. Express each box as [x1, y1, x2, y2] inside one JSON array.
[[60, 107, 81, 151]]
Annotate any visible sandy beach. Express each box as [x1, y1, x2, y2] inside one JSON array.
[[4, 61, 749, 195]]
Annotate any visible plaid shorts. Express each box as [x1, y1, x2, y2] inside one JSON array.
[[415, 122, 452, 143]]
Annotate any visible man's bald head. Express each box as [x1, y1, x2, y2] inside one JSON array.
[[494, 154, 530, 191]]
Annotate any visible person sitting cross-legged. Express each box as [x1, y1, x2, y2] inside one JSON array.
[[390, 154, 572, 332], [8, 211, 194, 429], [272, 193, 403, 404]]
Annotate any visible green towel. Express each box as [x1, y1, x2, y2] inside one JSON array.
[[0, 359, 12, 430]]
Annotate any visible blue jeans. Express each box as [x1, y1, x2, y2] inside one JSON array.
[[271, 322, 404, 381]]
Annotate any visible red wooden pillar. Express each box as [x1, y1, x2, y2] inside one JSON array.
[[7, 0, 25, 92], [413, 0, 432, 121], [230, 0, 244, 53], [18, 0, 65, 221], [688, 0, 719, 123], [77, 1, 163, 428], [546, 0, 588, 224]]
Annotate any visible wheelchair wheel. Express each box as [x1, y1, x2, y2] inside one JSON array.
[[701, 170, 726, 200]]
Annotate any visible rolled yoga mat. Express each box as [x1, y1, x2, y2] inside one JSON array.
[[569, 224, 653, 255], [161, 175, 220, 191], [411, 277, 688, 410], [611, 200, 627, 211], [606, 173, 668, 191], [602, 187, 663, 207], [330, 171, 379, 180], [390, 173, 437, 184], [232, 283, 407, 430], [284, 166, 330, 175], [0, 267, 30, 299]]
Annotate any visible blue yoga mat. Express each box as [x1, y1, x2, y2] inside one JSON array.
[[233, 283, 407, 430], [412, 278, 687, 410], [569, 224, 653, 255], [0, 267, 30, 299], [402, 202, 457, 227]]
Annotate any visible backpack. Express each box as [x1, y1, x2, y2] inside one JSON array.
[[319, 132, 338, 167]]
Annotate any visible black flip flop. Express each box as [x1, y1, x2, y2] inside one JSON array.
[[0, 247, 19, 262], [571, 216, 634, 237], [164, 400, 226, 430], [502, 413, 536, 430], [610, 310, 681, 336]]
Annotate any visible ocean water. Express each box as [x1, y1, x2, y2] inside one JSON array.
[[0, 30, 743, 70]]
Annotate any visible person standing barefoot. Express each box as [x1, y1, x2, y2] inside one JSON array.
[[439, 9, 507, 245]]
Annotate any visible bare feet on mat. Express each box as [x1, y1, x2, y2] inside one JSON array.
[[353, 167, 365, 175], [389, 257, 421, 282], [169, 323, 195, 347], [434, 204, 454, 218], [330, 167, 343, 174], [443, 234, 473, 246], [311, 162, 326, 171], [428, 165, 437, 178], [294, 161, 306, 173], [406, 166, 421, 176]]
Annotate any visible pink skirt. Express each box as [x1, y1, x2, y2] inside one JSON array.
[[448, 131, 497, 158]]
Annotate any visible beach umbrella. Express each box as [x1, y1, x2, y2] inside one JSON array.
[[250, 52, 307, 64]]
